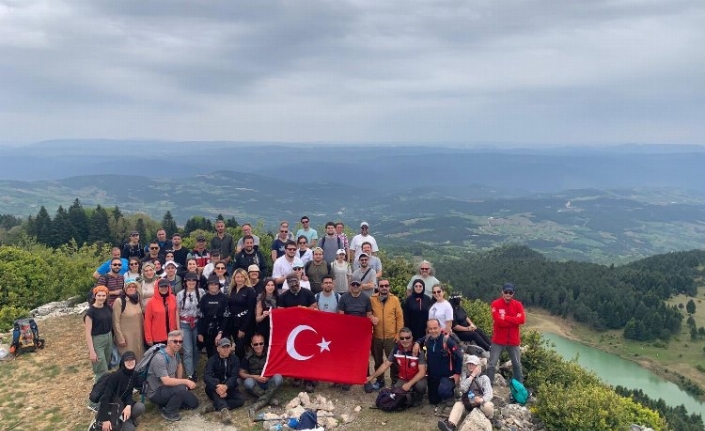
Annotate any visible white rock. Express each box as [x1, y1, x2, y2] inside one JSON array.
[[353, 405, 362, 413], [458, 408, 492, 431], [495, 375, 507, 387], [324, 417, 339, 428], [263, 412, 280, 421], [286, 397, 302, 409], [340, 414, 351, 423], [298, 392, 311, 406], [287, 405, 306, 419]]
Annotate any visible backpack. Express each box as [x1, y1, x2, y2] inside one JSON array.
[[297, 409, 318, 429], [134, 343, 169, 394], [509, 378, 529, 405], [319, 236, 342, 250], [375, 386, 412, 411], [89, 373, 112, 403], [10, 318, 43, 355]]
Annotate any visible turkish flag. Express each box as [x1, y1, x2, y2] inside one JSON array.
[[262, 307, 372, 384]]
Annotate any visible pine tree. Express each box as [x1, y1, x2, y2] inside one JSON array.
[[135, 218, 147, 240], [68, 199, 89, 245], [161, 211, 178, 236], [110, 205, 123, 221], [225, 216, 239, 229], [33, 206, 53, 246], [89, 205, 112, 244], [686, 299, 696, 315], [51, 205, 75, 247]]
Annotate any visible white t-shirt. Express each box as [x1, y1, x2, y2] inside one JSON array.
[[350, 234, 379, 261], [429, 300, 454, 327]]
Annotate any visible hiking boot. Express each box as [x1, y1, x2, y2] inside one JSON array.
[[292, 378, 302, 387], [160, 409, 181, 422], [371, 381, 381, 391], [304, 382, 315, 393], [363, 382, 375, 393], [201, 404, 216, 414], [437, 419, 456, 431], [250, 385, 266, 397], [220, 408, 232, 425]]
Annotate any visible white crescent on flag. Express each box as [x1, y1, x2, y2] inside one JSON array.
[[286, 324, 316, 361]]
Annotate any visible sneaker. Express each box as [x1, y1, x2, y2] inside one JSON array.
[[160, 409, 181, 422], [371, 381, 381, 391], [201, 404, 216, 414], [437, 419, 456, 431], [292, 379, 302, 387], [363, 382, 375, 393], [304, 383, 315, 393], [221, 408, 232, 425], [341, 384, 351, 391]]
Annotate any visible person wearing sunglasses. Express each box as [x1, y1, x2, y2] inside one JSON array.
[[96, 257, 126, 308], [367, 327, 426, 407], [272, 240, 298, 289], [92, 247, 129, 280], [429, 284, 454, 336], [281, 259, 310, 291], [295, 235, 313, 265], [124, 257, 141, 281], [140, 241, 164, 265], [486, 283, 525, 385], [369, 279, 404, 391], [239, 333, 283, 417], [143, 330, 199, 422], [406, 260, 440, 297], [270, 221, 294, 262]]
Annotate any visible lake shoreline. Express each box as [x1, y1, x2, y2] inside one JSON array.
[[525, 308, 705, 402]]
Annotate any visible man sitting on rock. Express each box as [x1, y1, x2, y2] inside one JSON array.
[[239, 333, 283, 418], [438, 355, 494, 431], [202, 338, 245, 424]]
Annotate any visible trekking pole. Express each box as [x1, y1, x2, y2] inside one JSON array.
[[252, 413, 334, 422]]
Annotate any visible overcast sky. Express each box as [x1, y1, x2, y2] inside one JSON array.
[[1, 0, 703, 146]]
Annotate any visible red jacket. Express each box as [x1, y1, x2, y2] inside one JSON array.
[[144, 284, 178, 344], [490, 297, 525, 346]]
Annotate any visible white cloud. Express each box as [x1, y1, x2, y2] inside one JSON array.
[[0, 0, 703, 145]]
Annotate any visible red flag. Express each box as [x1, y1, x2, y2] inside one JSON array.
[[262, 307, 372, 384]]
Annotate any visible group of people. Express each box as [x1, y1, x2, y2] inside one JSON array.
[[85, 217, 526, 430]]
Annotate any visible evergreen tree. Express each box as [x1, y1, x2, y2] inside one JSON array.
[[216, 213, 224, 221], [161, 211, 178, 236], [686, 299, 696, 315], [225, 216, 239, 229], [51, 205, 74, 247], [110, 205, 123, 221], [32, 206, 53, 245], [89, 205, 111, 244], [687, 315, 696, 328], [691, 326, 698, 341], [68, 199, 89, 245], [135, 218, 147, 240]]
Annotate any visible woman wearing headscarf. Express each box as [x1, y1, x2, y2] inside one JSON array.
[[92, 351, 145, 431], [403, 279, 432, 341], [112, 279, 144, 360], [139, 262, 158, 308], [144, 278, 178, 347]]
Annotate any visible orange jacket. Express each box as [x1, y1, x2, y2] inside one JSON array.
[[144, 284, 178, 344], [370, 293, 404, 340]]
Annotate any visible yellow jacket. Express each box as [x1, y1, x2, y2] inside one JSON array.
[[370, 293, 404, 340]]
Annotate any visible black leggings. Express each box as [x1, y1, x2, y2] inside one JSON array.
[[454, 327, 491, 351]]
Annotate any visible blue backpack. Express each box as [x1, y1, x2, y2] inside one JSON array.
[[509, 378, 529, 405], [297, 409, 318, 429]]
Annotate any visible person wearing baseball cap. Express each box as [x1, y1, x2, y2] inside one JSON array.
[[187, 235, 211, 275], [486, 283, 525, 385], [203, 336, 244, 424], [439, 355, 494, 431]]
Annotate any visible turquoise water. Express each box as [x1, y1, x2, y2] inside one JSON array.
[[542, 332, 705, 416]]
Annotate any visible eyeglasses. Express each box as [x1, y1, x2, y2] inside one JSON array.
[[215, 266, 226, 270], [503, 290, 514, 295], [302, 220, 309, 224], [432, 290, 442, 294], [286, 248, 297, 251], [280, 230, 288, 233], [420, 267, 430, 271], [399, 336, 411, 340], [170, 340, 183, 344], [379, 284, 390, 288], [129, 262, 139, 266], [293, 267, 303, 271], [252, 342, 264, 347], [298, 241, 306, 245], [150, 247, 159, 250], [112, 263, 122, 267]]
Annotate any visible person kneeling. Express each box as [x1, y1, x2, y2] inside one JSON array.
[[438, 355, 494, 431], [239, 334, 283, 418], [92, 351, 145, 431], [144, 331, 199, 422], [203, 338, 245, 424]]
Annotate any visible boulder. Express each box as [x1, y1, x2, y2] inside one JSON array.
[[458, 408, 492, 431]]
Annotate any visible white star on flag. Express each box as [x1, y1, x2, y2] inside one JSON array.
[[317, 337, 331, 352]]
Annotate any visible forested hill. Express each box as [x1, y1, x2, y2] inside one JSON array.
[[435, 246, 705, 341]]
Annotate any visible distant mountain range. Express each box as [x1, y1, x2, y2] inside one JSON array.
[[2, 141, 705, 264]]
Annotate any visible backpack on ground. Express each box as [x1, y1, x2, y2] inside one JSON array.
[[297, 409, 318, 429], [134, 343, 168, 393], [509, 378, 530, 405], [10, 318, 43, 355], [375, 386, 412, 411]]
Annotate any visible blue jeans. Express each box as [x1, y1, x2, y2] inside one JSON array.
[[180, 322, 199, 378], [244, 374, 283, 394], [486, 343, 522, 383]]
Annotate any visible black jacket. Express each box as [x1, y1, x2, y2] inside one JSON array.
[[204, 352, 240, 392], [97, 368, 136, 422]]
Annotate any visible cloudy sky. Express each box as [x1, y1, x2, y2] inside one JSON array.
[[1, 0, 703, 146]]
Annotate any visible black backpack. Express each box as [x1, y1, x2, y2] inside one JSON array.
[[375, 386, 412, 411], [89, 373, 112, 403]]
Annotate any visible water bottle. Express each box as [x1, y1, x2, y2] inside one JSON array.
[[467, 390, 475, 401]]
